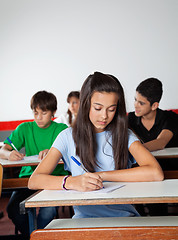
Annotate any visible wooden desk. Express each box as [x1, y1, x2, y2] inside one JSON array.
[[0, 156, 40, 189], [152, 148, 178, 179], [152, 147, 178, 159], [0, 156, 40, 168], [30, 216, 178, 240], [0, 157, 64, 189], [20, 179, 178, 234]]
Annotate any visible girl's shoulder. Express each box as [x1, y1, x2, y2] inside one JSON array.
[[58, 127, 72, 138], [128, 129, 139, 146], [52, 127, 73, 149]]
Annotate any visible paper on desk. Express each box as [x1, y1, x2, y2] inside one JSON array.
[[23, 155, 39, 162], [65, 182, 125, 194], [94, 182, 125, 193]]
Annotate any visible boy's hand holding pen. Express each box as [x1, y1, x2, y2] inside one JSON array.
[[6, 137, 25, 161]]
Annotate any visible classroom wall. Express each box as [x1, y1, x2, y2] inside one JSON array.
[[0, 0, 178, 121]]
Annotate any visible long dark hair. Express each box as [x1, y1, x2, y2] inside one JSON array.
[[67, 91, 80, 125], [72, 72, 128, 172]]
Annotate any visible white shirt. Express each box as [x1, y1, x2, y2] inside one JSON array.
[[54, 113, 75, 126]]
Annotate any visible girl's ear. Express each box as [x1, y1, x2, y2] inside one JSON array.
[[151, 102, 159, 111]]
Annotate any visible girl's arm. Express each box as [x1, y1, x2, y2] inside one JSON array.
[[28, 147, 103, 191], [98, 141, 164, 182]]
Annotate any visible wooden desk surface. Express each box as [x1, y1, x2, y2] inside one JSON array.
[[0, 156, 40, 167], [0, 157, 63, 168], [152, 147, 178, 159], [23, 180, 178, 211], [1, 157, 63, 189]]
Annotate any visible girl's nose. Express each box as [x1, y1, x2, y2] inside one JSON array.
[[102, 110, 107, 119]]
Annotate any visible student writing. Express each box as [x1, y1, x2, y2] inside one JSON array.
[[29, 72, 163, 219], [0, 91, 69, 239]]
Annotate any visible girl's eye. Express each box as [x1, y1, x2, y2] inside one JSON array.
[[42, 112, 47, 115], [94, 108, 101, 111], [108, 109, 116, 112]]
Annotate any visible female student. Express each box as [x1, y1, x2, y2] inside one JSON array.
[[55, 91, 80, 126], [29, 72, 164, 218]]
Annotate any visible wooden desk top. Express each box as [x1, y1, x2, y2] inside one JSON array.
[[152, 147, 178, 159], [0, 156, 39, 189], [1, 157, 63, 189], [0, 155, 40, 167], [22, 180, 178, 212], [0, 156, 63, 167]]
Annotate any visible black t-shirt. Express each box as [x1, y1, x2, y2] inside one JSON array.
[[128, 109, 178, 170], [128, 108, 178, 148]]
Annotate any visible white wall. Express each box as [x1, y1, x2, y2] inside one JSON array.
[[0, 0, 178, 121]]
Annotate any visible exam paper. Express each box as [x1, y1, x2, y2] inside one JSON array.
[[65, 182, 125, 194], [23, 155, 39, 162], [94, 182, 125, 193]]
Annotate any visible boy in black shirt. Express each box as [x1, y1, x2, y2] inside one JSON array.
[[128, 78, 178, 216], [128, 78, 178, 170]]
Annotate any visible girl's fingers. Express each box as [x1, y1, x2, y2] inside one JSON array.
[[81, 173, 103, 190]]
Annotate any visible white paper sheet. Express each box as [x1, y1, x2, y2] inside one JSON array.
[[63, 182, 125, 194]]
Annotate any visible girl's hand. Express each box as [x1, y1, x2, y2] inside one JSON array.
[[8, 150, 25, 161], [38, 149, 49, 160], [66, 172, 103, 192]]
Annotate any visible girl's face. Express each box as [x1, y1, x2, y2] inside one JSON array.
[[33, 107, 54, 128], [68, 97, 80, 115], [89, 91, 118, 133]]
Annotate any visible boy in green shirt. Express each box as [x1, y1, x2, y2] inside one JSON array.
[[0, 90, 68, 239]]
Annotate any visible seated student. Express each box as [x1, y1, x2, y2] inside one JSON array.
[[28, 72, 163, 220], [128, 77, 178, 216], [55, 91, 80, 126], [0, 91, 69, 239], [128, 77, 178, 170]]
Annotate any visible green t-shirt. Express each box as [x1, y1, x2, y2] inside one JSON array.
[[4, 121, 69, 178]]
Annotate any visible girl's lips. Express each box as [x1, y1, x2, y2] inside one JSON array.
[[98, 121, 107, 125]]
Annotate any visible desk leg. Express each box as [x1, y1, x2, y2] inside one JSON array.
[[28, 208, 37, 235]]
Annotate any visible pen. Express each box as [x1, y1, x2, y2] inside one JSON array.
[[6, 137, 19, 152], [71, 156, 104, 189], [71, 156, 88, 172]]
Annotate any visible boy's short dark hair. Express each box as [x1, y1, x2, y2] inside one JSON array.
[[136, 78, 163, 106], [30, 90, 57, 112]]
